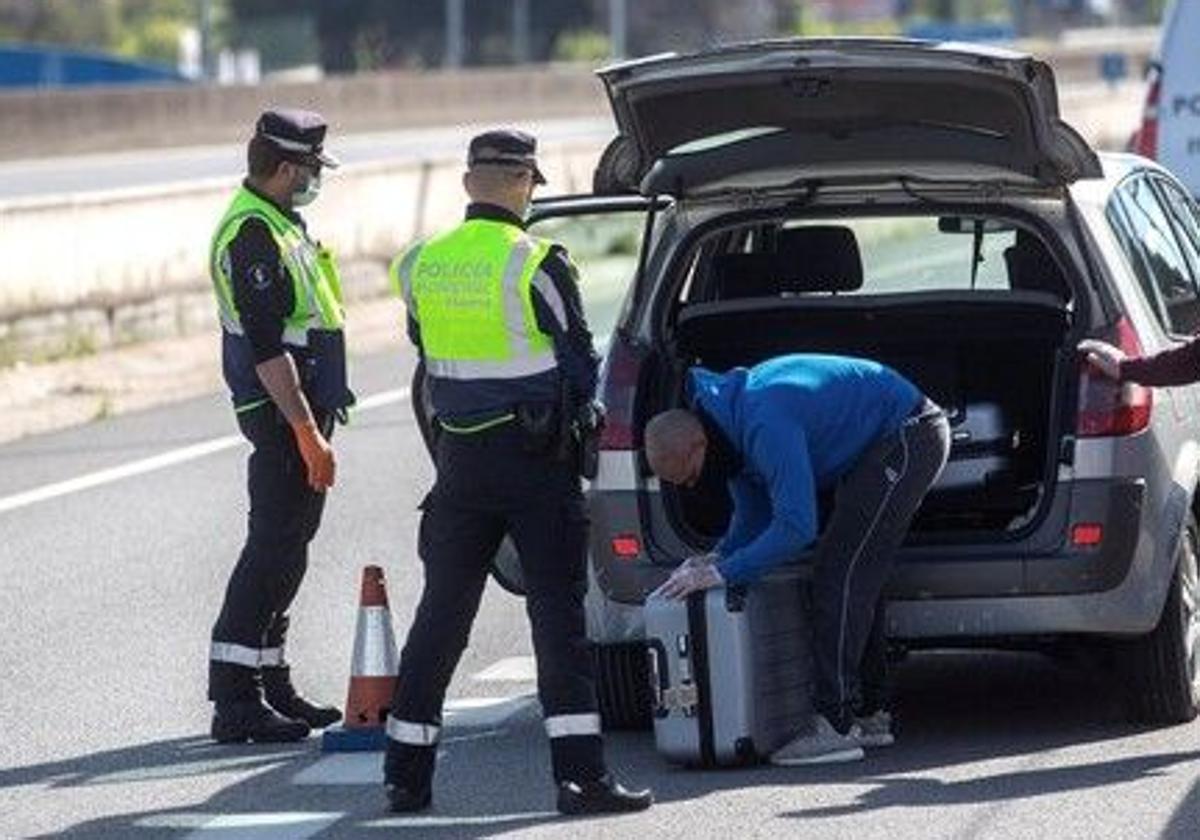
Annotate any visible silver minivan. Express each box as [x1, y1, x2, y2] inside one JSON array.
[[417, 39, 1200, 732]]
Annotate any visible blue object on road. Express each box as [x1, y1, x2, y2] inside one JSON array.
[[322, 724, 388, 752]]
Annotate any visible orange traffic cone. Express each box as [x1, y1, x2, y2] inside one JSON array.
[[322, 565, 400, 752]]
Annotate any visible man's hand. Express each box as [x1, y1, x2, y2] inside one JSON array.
[[651, 554, 724, 600], [291, 419, 336, 491], [1078, 338, 1126, 381], [679, 552, 719, 570]]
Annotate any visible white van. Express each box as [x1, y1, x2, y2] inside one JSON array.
[[1131, 1, 1200, 197]]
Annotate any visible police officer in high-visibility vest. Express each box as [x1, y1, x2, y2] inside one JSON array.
[[384, 129, 653, 815], [207, 109, 354, 743]]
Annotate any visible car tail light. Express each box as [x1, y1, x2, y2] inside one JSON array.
[[598, 334, 644, 451], [1131, 69, 1161, 159], [611, 535, 641, 559], [1077, 317, 1152, 437], [1071, 523, 1104, 547]]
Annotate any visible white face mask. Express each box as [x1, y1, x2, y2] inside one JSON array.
[[518, 178, 535, 221], [291, 169, 321, 207]]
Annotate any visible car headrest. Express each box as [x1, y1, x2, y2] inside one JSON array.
[[711, 254, 783, 299], [711, 226, 865, 300], [1004, 230, 1069, 300], [775, 226, 864, 293]]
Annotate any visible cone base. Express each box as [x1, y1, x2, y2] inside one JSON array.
[[322, 724, 389, 753]]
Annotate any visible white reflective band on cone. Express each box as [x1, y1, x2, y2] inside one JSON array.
[[544, 713, 601, 738], [386, 715, 441, 746], [210, 642, 285, 669], [351, 606, 399, 676]]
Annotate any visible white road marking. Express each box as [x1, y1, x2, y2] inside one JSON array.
[[86, 753, 289, 784], [0, 387, 410, 515], [472, 655, 537, 682], [364, 811, 558, 829], [137, 811, 341, 838], [292, 754, 381, 786], [294, 694, 537, 786], [444, 693, 538, 729]]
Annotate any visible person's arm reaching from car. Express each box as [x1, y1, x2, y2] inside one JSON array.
[[1079, 336, 1200, 387]]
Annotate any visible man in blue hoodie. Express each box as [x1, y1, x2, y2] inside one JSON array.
[[645, 353, 950, 764]]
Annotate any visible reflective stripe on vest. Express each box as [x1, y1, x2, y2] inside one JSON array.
[[209, 187, 345, 345], [390, 220, 555, 381]]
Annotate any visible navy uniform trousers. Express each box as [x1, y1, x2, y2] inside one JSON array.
[[208, 406, 333, 701], [384, 421, 605, 791]]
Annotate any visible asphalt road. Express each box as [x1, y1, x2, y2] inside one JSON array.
[[0, 332, 1197, 839], [0, 116, 613, 201]]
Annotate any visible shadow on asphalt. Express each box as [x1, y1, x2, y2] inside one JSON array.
[[11, 649, 1200, 838]]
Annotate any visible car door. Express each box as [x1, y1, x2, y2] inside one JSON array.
[[411, 194, 656, 594], [1105, 171, 1200, 426], [595, 39, 1102, 197], [1149, 172, 1200, 422]]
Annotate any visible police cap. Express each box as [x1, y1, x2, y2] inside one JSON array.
[[467, 128, 546, 185], [255, 108, 340, 169]]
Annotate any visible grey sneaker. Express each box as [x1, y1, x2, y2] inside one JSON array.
[[769, 714, 865, 766], [854, 710, 894, 748]]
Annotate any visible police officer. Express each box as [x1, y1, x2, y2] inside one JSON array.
[[207, 109, 354, 743], [384, 129, 653, 815]]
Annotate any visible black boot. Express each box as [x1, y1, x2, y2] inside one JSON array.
[[386, 784, 433, 813], [556, 775, 653, 815], [262, 666, 342, 730], [211, 699, 310, 744], [384, 741, 436, 813]]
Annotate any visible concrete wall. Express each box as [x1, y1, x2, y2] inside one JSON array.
[[0, 65, 609, 161], [0, 143, 603, 362], [0, 36, 1153, 161], [1, 142, 599, 317]]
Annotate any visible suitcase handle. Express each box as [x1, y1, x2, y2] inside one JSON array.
[[646, 639, 668, 716], [646, 637, 701, 718]]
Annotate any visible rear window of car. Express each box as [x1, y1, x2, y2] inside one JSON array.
[[693, 214, 1069, 303], [788, 217, 1016, 294]]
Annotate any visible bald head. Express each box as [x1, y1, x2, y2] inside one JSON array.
[[645, 409, 708, 486], [463, 164, 534, 217]]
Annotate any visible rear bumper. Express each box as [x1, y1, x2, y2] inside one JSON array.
[[587, 476, 1183, 642]]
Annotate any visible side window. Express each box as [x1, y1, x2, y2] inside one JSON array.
[[1110, 176, 1200, 335], [527, 209, 648, 345], [1153, 176, 1200, 280], [1106, 199, 1168, 327]]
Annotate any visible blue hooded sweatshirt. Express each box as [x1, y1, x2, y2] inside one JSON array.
[[686, 354, 921, 585]]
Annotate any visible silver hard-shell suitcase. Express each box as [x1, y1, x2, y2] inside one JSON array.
[[644, 572, 812, 767]]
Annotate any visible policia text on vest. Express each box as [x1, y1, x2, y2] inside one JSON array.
[[206, 108, 353, 746], [380, 128, 652, 816]]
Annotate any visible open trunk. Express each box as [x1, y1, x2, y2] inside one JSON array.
[[662, 292, 1071, 541]]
